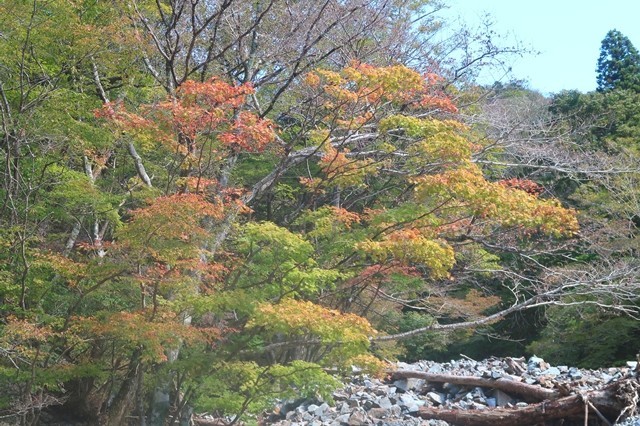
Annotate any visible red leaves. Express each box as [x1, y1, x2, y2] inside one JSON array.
[[96, 77, 276, 156], [498, 178, 543, 196]]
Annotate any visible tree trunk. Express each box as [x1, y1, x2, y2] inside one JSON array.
[[415, 378, 639, 426], [392, 370, 560, 402], [101, 351, 142, 426]]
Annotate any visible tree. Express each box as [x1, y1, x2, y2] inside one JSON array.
[[596, 29, 640, 92], [2, 2, 629, 425]]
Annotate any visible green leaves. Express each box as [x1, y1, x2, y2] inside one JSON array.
[[233, 222, 341, 298], [597, 29, 640, 92]]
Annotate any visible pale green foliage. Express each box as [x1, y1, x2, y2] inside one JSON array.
[[195, 361, 339, 419], [233, 222, 342, 297]]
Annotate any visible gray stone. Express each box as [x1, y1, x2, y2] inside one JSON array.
[[404, 402, 420, 413], [377, 396, 393, 409], [601, 373, 614, 384], [347, 409, 368, 426], [333, 390, 349, 401], [398, 394, 417, 406], [494, 389, 513, 407], [569, 367, 583, 379], [542, 367, 561, 376], [335, 413, 350, 424], [486, 397, 496, 408], [427, 364, 444, 374], [491, 370, 503, 379], [313, 403, 329, 417], [367, 407, 390, 419], [426, 392, 445, 405], [626, 361, 638, 369], [527, 355, 544, 371], [393, 379, 424, 392]]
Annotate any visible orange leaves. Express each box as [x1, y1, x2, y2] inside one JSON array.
[[330, 207, 361, 228], [96, 77, 276, 157], [178, 78, 253, 109], [78, 311, 204, 362], [129, 193, 223, 223], [305, 62, 457, 129], [119, 193, 222, 264], [498, 178, 543, 196], [218, 110, 276, 152]]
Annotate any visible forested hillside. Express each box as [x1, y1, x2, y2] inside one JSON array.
[[0, 1, 638, 425]]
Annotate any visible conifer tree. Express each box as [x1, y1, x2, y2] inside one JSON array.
[[596, 29, 640, 92]]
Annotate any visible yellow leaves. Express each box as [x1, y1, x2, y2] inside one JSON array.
[[348, 354, 390, 378], [304, 62, 457, 132], [249, 299, 375, 344], [317, 145, 376, 188], [380, 115, 472, 166], [412, 164, 579, 237], [358, 229, 455, 279]]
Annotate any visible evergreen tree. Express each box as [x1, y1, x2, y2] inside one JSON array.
[[596, 29, 640, 92]]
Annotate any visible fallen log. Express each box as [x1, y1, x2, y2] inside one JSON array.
[[392, 370, 559, 402], [416, 378, 639, 426]]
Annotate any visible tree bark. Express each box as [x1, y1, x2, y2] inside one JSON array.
[[392, 370, 559, 402], [415, 378, 639, 426]]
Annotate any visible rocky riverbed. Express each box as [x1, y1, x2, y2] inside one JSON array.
[[263, 356, 640, 426]]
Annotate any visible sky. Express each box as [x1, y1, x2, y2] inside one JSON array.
[[442, 0, 640, 94]]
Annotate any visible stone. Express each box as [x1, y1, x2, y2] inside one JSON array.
[[368, 407, 390, 419], [335, 413, 350, 423], [314, 403, 329, 417], [494, 389, 513, 407], [427, 364, 444, 374], [426, 392, 445, 405], [542, 367, 561, 376], [569, 367, 583, 380], [377, 396, 393, 409], [486, 397, 497, 408], [528, 355, 544, 364], [347, 409, 368, 426]]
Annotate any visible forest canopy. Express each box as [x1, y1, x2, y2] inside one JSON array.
[[0, 1, 638, 424]]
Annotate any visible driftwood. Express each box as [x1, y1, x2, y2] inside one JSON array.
[[392, 370, 640, 426], [392, 370, 560, 402]]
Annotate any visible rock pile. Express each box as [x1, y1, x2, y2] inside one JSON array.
[[268, 356, 639, 426]]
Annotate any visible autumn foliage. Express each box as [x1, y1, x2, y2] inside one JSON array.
[[0, 51, 580, 424]]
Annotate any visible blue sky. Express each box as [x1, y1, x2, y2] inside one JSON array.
[[442, 0, 640, 94]]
